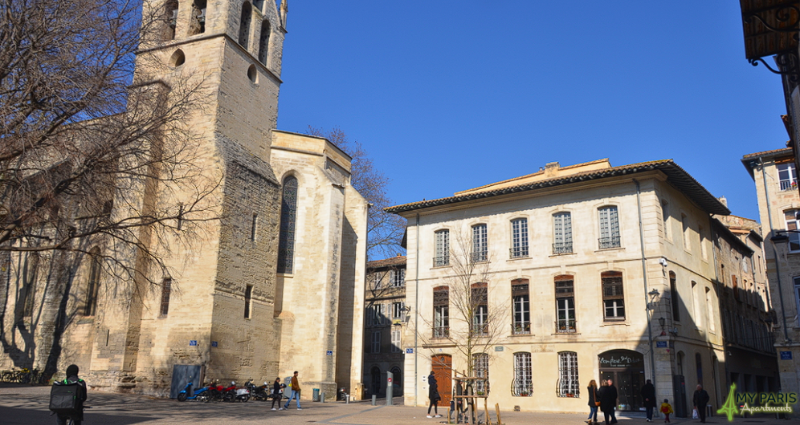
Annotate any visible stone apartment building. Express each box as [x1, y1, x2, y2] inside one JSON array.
[[742, 147, 800, 397], [0, 0, 369, 398], [362, 255, 407, 398], [711, 214, 778, 396], [387, 159, 732, 415]]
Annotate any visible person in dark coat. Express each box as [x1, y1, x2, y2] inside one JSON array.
[[586, 379, 599, 424], [270, 377, 283, 410], [56, 364, 87, 425], [599, 379, 618, 425], [641, 379, 656, 422], [427, 372, 441, 418], [692, 384, 710, 423]]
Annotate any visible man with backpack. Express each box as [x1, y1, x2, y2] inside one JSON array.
[[50, 364, 87, 424]]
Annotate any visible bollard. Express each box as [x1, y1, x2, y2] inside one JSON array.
[[386, 371, 393, 406], [313, 388, 320, 402], [321, 393, 325, 403], [346, 394, 350, 404], [372, 394, 377, 406]]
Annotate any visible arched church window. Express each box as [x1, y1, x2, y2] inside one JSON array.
[[258, 20, 270, 65], [84, 247, 102, 316], [190, 0, 206, 35], [239, 1, 252, 48], [277, 176, 298, 274]]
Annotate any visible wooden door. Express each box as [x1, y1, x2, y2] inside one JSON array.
[[432, 354, 452, 406]]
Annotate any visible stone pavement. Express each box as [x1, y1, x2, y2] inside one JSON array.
[[1, 384, 798, 425]]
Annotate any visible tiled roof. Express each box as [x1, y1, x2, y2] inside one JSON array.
[[741, 147, 793, 160], [367, 255, 406, 270], [386, 160, 730, 215]]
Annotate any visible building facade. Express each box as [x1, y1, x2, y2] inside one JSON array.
[[0, 0, 369, 398], [362, 255, 407, 398], [742, 148, 800, 397], [387, 159, 732, 415]]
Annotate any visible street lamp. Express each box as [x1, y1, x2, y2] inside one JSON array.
[[658, 317, 666, 336]]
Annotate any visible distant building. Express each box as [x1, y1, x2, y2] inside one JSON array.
[[742, 148, 800, 397], [388, 159, 732, 415], [363, 255, 407, 398]]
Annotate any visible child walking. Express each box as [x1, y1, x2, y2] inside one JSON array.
[[660, 399, 673, 423]]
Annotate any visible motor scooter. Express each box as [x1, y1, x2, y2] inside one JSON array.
[[246, 379, 269, 401], [177, 377, 209, 402]]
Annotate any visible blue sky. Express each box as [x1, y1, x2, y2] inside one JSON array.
[[277, 1, 787, 221]]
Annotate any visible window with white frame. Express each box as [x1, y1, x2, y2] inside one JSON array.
[[555, 275, 576, 332], [512, 352, 532, 396], [785, 210, 800, 252], [391, 268, 405, 287], [553, 212, 573, 254], [371, 304, 385, 326], [598, 206, 620, 249], [471, 283, 488, 336], [435, 230, 449, 266], [390, 329, 401, 353], [472, 224, 488, 262], [433, 286, 449, 338], [511, 218, 529, 258], [392, 301, 405, 319], [557, 352, 580, 397], [602, 271, 625, 320], [705, 287, 715, 333], [373, 272, 382, 290], [473, 353, 489, 394], [778, 162, 798, 191], [371, 331, 381, 353], [512, 279, 530, 334]]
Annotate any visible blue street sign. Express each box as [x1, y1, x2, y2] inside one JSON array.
[[406, 348, 414, 354], [326, 350, 333, 356], [780, 351, 792, 360], [656, 341, 667, 348], [494, 346, 504, 352], [211, 341, 218, 348], [189, 340, 197, 346]]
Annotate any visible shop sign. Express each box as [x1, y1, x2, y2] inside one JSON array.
[[598, 350, 644, 368]]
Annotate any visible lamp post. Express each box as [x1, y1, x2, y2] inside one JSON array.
[[658, 317, 666, 337]]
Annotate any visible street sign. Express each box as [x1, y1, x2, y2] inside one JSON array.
[[656, 341, 667, 348], [494, 346, 504, 352], [211, 341, 218, 347], [780, 351, 793, 360], [326, 350, 333, 356], [406, 348, 414, 354], [189, 340, 197, 346]]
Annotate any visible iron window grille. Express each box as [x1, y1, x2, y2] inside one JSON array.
[[598, 206, 620, 249], [512, 352, 533, 396], [557, 352, 580, 397], [473, 353, 489, 394]]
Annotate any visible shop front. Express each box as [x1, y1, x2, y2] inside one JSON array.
[[598, 350, 646, 412]]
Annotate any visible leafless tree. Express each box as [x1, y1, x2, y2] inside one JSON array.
[[0, 0, 215, 374], [307, 126, 405, 259]]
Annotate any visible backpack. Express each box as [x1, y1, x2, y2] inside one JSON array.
[[49, 379, 83, 415]]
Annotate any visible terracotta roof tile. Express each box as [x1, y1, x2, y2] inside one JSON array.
[[367, 255, 406, 270]]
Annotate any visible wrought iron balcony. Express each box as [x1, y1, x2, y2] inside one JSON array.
[[509, 247, 529, 259], [555, 319, 577, 333], [598, 236, 621, 249], [552, 242, 573, 254], [471, 323, 489, 337], [432, 326, 450, 339], [511, 322, 531, 335], [780, 180, 797, 191], [433, 256, 449, 267], [471, 251, 488, 263], [511, 379, 533, 397]]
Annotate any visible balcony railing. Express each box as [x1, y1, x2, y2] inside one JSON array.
[[511, 379, 533, 397], [471, 251, 488, 263], [509, 247, 529, 258], [555, 319, 576, 333], [780, 180, 797, 191], [598, 236, 621, 249], [433, 256, 449, 267], [511, 322, 531, 335], [553, 242, 573, 254], [471, 323, 489, 337], [433, 326, 450, 339]]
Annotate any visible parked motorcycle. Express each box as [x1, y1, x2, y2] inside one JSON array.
[[205, 381, 225, 402], [177, 378, 209, 402], [246, 380, 270, 401]]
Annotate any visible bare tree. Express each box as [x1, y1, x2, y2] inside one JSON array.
[[0, 0, 215, 374], [307, 126, 405, 259]]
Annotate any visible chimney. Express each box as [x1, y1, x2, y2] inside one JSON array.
[[718, 196, 728, 208], [544, 162, 560, 177]]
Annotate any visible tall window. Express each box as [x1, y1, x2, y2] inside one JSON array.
[[392, 301, 405, 319], [681, 214, 690, 251], [21, 253, 40, 318], [705, 287, 715, 333], [472, 224, 488, 262], [669, 272, 680, 322], [277, 176, 298, 273], [602, 271, 625, 320], [244, 284, 253, 318], [695, 353, 703, 385], [555, 275, 576, 332], [510, 218, 529, 258], [471, 282, 488, 336], [732, 275, 739, 301], [258, 20, 270, 64], [239, 1, 252, 47], [250, 213, 258, 241], [699, 226, 707, 260], [434, 230, 449, 266], [372, 272, 382, 290], [433, 286, 449, 338], [691, 281, 702, 326], [391, 268, 405, 287], [512, 279, 530, 334], [473, 353, 489, 394], [557, 352, 580, 397], [553, 212, 573, 254], [778, 162, 798, 191], [391, 329, 401, 353], [661, 201, 669, 239], [165, 0, 179, 40], [371, 331, 381, 353], [512, 352, 533, 396], [785, 210, 800, 252], [190, 0, 207, 35], [598, 206, 620, 249], [160, 278, 172, 317], [372, 304, 385, 326], [84, 249, 101, 316]]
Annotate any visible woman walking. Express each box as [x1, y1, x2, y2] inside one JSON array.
[[426, 371, 441, 418], [586, 379, 599, 424], [270, 377, 283, 410]]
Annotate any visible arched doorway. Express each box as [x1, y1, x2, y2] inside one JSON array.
[[371, 367, 382, 396], [598, 350, 645, 411], [391, 366, 402, 396], [432, 354, 452, 406]]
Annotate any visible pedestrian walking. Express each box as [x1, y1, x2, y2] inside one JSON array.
[[586, 379, 599, 424], [54, 364, 87, 425], [692, 384, 710, 423], [660, 399, 673, 423], [426, 371, 441, 418], [599, 379, 618, 425], [271, 377, 283, 410], [281, 371, 302, 410], [641, 379, 656, 422]]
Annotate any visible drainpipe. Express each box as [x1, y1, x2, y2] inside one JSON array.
[[634, 180, 658, 393], [757, 157, 791, 343], [414, 213, 420, 406]]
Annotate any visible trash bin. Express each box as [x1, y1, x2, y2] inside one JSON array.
[[313, 388, 320, 402]]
